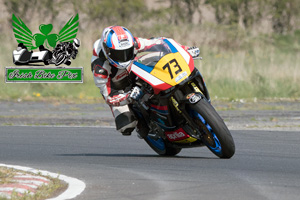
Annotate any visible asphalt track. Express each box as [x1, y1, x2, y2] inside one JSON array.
[[0, 126, 300, 200]]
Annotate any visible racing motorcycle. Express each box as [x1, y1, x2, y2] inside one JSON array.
[[128, 38, 235, 158]]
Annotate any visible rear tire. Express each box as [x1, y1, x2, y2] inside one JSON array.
[[145, 136, 182, 156], [189, 99, 235, 158]]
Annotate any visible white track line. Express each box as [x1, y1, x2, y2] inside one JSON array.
[[0, 164, 86, 200]]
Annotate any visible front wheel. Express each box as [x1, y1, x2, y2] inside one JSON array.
[[145, 135, 181, 156], [188, 99, 235, 158], [55, 54, 66, 66]]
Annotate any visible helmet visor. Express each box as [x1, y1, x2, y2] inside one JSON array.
[[108, 46, 134, 62]]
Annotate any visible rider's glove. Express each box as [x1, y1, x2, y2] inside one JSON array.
[[129, 86, 143, 101], [187, 47, 200, 58]]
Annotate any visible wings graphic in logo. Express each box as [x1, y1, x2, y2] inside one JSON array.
[[12, 14, 79, 50]]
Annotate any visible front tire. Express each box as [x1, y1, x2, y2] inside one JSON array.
[[188, 99, 235, 158]]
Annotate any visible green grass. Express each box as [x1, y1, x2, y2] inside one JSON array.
[[1, 123, 14, 126], [1, 25, 299, 102], [197, 36, 300, 99]]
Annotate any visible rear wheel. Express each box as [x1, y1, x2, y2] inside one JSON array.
[[145, 135, 182, 156], [188, 99, 235, 158]]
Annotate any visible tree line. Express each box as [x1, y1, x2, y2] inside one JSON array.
[[3, 0, 300, 34]]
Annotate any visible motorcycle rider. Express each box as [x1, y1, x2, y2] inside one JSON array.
[[91, 26, 200, 137], [50, 38, 80, 66]]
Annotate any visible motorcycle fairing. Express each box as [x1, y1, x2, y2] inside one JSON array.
[[151, 52, 191, 86], [163, 38, 195, 72], [165, 127, 197, 143], [175, 137, 198, 144], [131, 62, 172, 94], [150, 104, 169, 115], [131, 38, 195, 94]]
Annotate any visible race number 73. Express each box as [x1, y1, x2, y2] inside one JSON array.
[[163, 58, 182, 79]]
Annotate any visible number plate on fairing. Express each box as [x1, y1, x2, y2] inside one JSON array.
[[151, 52, 192, 86]]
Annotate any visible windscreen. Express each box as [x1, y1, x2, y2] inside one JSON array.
[[135, 39, 172, 66]]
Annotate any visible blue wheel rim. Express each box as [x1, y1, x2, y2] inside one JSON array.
[[191, 110, 222, 155]]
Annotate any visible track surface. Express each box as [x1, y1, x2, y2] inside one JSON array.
[[0, 126, 299, 200]]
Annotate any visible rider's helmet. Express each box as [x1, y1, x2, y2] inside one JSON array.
[[73, 38, 80, 49], [100, 26, 135, 69]]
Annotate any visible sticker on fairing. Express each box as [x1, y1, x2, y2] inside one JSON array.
[[175, 71, 188, 83], [165, 127, 197, 144], [174, 137, 198, 143], [187, 93, 202, 104], [166, 130, 188, 141]]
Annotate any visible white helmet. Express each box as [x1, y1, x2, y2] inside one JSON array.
[[73, 38, 80, 49], [100, 26, 135, 69]]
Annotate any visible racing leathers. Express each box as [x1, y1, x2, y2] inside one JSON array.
[[91, 37, 190, 135]]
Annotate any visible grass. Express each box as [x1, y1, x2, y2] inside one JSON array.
[[1, 123, 14, 126], [0, 167, 67, 200], [0, 167, 16, 184], [197, 41, 300, 99], [1, 24, 299, 102]]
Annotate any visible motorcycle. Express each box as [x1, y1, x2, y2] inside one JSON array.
[[128, 38, 235, 158], [13, 43, 52, 65]]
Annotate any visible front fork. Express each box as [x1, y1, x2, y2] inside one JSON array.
[[191, 72, 211, 103], [170, 81, 209, 139]]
